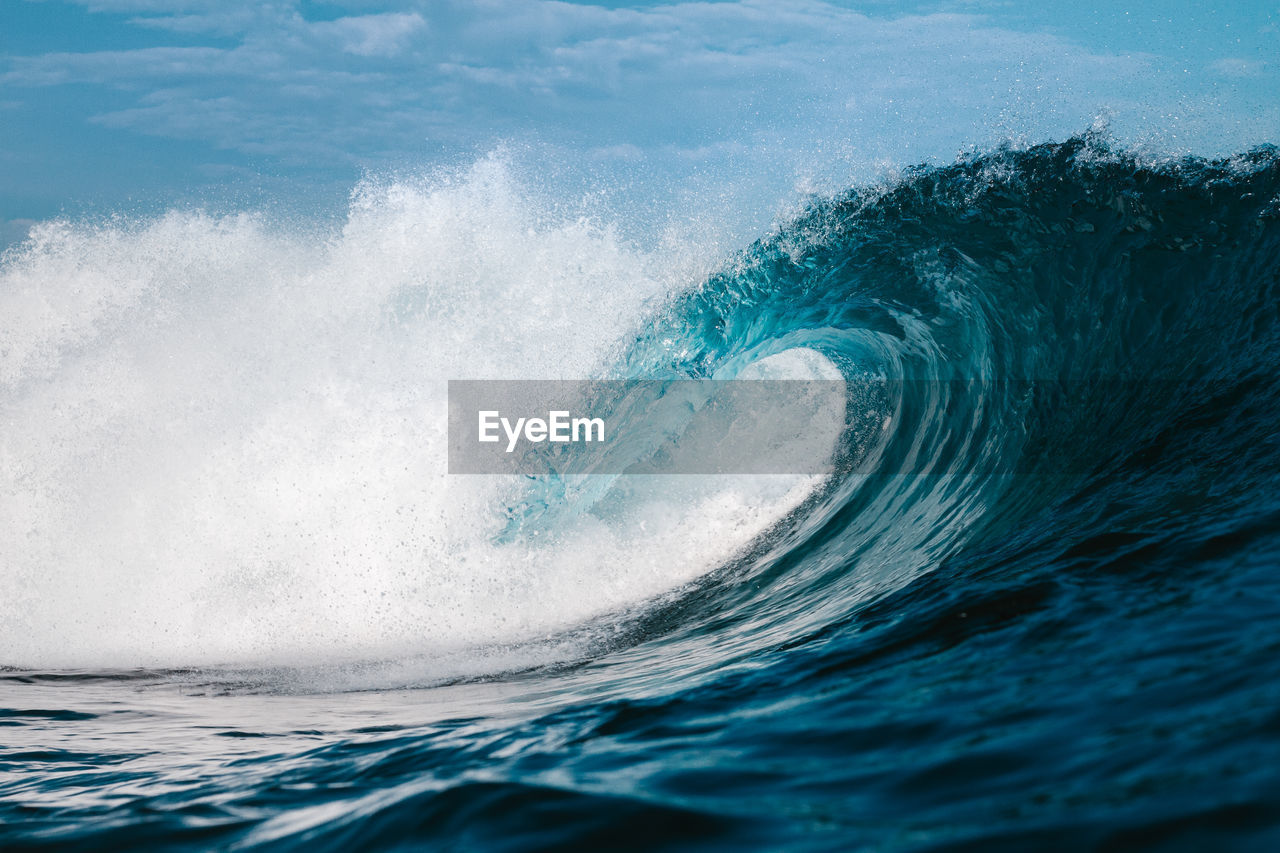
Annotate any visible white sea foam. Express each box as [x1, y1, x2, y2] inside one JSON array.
[[0, 155, 832, 670]]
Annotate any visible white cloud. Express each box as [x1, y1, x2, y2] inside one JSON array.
[[128, 9, 265, 36], [310, 12, 427, 57], [1209, 57, 1266, 77], [3, 47, 229, 86], [2, 0, 1272, 181]]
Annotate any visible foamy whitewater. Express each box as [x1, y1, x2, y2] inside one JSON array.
[[0, 155, 826, 669]]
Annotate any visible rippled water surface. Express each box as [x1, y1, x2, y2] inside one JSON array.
[[5, 139, 1280, 849]]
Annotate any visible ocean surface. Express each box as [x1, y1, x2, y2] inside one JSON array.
[[4, 136, 1280, 850]]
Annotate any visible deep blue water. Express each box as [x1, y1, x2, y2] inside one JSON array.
[[5, 137, 1280, 850]]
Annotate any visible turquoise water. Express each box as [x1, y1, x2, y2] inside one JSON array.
[[4, 137, 1280, 849]]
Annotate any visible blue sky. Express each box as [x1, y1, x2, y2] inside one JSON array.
[[2, 0, 1277, 246]]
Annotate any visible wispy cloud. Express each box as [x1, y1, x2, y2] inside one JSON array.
[[312, 12, 427, 57], [4, 47, 230, 86], [1209, 57, 1266, 77], [1, 1, 1169, 163], [2, 0, 1276, 219]]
